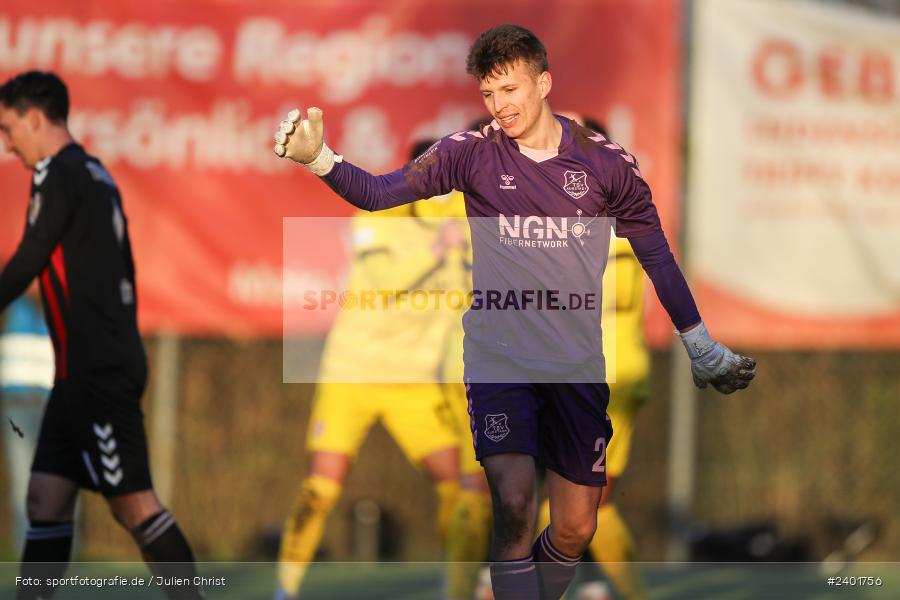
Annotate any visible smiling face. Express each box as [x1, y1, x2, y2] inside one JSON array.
[[478, 59, 552, 144], [0, 105, 41, 170]]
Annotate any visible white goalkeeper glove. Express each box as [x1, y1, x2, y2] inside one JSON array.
[[273, 107, 340, 176], [679, 322, 756, 394]]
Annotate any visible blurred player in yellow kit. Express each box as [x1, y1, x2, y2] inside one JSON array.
[[536, 233, 651, 600], [442, 303, 493, 600], [435, 120, 493, 600], [274, 142, 471, 600], [401, 181, 491, 600]]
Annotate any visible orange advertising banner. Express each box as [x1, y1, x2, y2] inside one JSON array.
[[1, 0, 682, 343], [689, 0, 900, 348]]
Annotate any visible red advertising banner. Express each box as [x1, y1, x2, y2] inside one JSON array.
[[1, 0, 682, 344]]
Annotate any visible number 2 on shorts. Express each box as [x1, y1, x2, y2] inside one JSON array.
[[592, 437, 606, 473]]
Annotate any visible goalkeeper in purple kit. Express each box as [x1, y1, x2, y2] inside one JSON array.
[[274, 24, 756, 600]]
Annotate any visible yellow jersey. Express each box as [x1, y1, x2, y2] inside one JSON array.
[[602, 236, 649, 385], [319, 193, 469, 383]]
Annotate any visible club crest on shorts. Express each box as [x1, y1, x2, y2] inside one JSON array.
[[563, 171, 589, 199], [484, 413, 510, 442]]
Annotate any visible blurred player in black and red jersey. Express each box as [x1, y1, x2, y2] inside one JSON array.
[[0, 70, 202, 600]]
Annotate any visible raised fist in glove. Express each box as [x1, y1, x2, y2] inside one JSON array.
[[273, 107, 339, 175], [679, 322, 756, 394]]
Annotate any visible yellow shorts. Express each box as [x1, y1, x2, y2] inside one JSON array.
[[307, 383, 458, 462], [441, 382, 483, 476], [605, 378, 649, 478], [606, 406, 633, 479]]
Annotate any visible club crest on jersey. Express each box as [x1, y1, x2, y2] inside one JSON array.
[[28, 192, 42, 226], [563, 170, 589, 199], [484, 413, 510, 442]]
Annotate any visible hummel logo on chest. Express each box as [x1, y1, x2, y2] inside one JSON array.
[[500, 174, 517, 190]]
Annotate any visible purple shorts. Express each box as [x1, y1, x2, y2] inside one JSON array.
[[464, 342, 613, 487]]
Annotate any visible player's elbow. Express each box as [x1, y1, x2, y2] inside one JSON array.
[[635, 247, 675, 272]]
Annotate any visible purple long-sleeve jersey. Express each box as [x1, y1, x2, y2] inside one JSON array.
[[322, 116, 699, 375]]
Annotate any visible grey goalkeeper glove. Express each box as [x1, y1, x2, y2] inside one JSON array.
[[272, 107, 341, 176], [679, 322, 756, 394]]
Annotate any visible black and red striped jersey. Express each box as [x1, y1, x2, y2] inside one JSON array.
[[0, 143, 146, 383]]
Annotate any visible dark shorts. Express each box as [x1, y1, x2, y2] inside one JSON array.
[[464, 344, 613, 487], [32, 371, 152, 496]]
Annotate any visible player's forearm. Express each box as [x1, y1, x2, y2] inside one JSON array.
[[320, 160, 419, 212], [0, 239, 52, 310], [631, 231, 757, 393], [629, 230, 701, 330]]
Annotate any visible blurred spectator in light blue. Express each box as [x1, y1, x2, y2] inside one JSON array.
[[1, 285, 54, 550]]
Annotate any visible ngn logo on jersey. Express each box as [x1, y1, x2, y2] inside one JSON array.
[[498, 214, 569, 248]]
